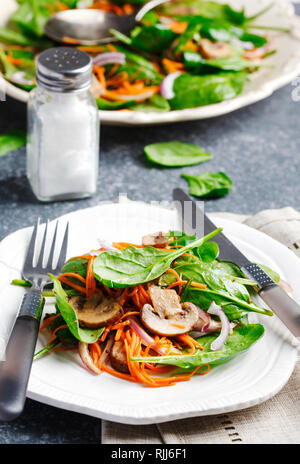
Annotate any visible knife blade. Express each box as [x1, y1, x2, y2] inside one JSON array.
[[173, 188, 300, 338]]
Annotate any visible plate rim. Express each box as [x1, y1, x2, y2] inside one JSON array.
[[0, 203, 298, 424]]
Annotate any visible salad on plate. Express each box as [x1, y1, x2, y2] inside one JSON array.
[[0, 0, 283, 112], [13, 228, 278, 388]]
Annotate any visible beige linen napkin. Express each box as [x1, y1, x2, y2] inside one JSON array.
[[102, 207, 300, 444]]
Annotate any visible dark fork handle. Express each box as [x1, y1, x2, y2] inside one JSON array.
[[0, 292, 41, 421]]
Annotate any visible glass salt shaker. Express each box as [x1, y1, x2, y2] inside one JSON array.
[[27, 47, 99, 202]]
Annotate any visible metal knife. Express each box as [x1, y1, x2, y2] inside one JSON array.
[[173, 188, 300, 338]]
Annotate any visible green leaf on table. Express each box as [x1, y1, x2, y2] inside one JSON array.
[[93, 229, 222, 288], [131, 324, 265, 368], [144, 141, 212, 167], [182, 171, 233, 198], [50, 275, 104, 343], [0, 131, 27, 157]]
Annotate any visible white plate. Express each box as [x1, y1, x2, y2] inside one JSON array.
[[0, 201, 298, 424], [1, 0, 300, 125]]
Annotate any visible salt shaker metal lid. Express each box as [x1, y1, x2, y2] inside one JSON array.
[[36, 47, 93, 93]]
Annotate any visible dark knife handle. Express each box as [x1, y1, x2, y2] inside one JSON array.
[[0, 293, 41, 421], [259, 286, 300, 338]]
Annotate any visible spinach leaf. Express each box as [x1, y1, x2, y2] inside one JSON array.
[[0, 25, 52, 47], [133, 94, 170, 112], [0, 50, 36, 90], [183, 51, 255, 73], [164, 1, 273, 26], [93, 229, 222, 288], [159, 260, 271, 319], [11, 0, 52, 37], [96, 98, 135, 110], [130, 24, 176, 54], [166, 230, 197, 247], [194, 241, 219, 262], [50, 275, 104, 343], [11, 0, 77, 38], [61, 258, 88, 277], [144, 141, 212, 167], [182, 171, 232, 198], [131, 324, 265, 368], [0, 130, 27, 157], [185, 287, 272, 317], [200, 21, 268, 48], [169, 72, 247, 109], [173, 17, 201, 56]]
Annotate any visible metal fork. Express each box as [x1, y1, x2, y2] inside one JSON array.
[[0, 218, 69, 421]]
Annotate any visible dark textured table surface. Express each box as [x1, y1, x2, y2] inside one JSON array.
[[0, 43, 300, 442]]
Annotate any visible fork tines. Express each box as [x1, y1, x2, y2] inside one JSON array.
[[23, 218, 69, 275]]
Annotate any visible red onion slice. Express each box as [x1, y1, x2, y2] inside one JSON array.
[[99, 333, 114, 367], [193, 307, 212, 332], [128, 317, 180, 355], [207, 302, 230, 351], [78, 342, 102, 375], [93, 52, 126, 66], [10, 72, 34, 86], [160, 72, 181, 100]]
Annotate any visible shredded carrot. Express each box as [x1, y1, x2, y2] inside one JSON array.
[[47, 324, 68, 345], [176, 334, 196, 353], [62, 36, 80, 44], [166, 268, 181, 281], [94, 65, 106, 90], [39, 314, 60, 332], [190, 282, 207, 289], [58, 272, 86, 285], [58, 276, 87, 295], [77, 46, 105, 53], [106, 43, 118, 52], [168, 21, 188, 34], [90, 342, 101, 363], [6, 55, 23, 66], [100, 363, 138, 382], [86, 256, 96, 298], [112, 242, 144, 249], [162, 58, 185, 73]]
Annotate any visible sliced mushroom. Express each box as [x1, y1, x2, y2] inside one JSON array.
[[149, 285, 182, 318], [198, 38, 233, 59], [142, 231, 169, 248], [141, 302, 198, 336], [110, 340, 129, 374], [69, 294, 123, 329], [141, 286, 198, 336]]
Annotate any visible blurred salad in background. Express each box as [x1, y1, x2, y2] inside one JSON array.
[[0, 0, 286, 112]]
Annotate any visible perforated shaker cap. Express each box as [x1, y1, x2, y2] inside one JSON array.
[[36, 47, 93, 92]]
